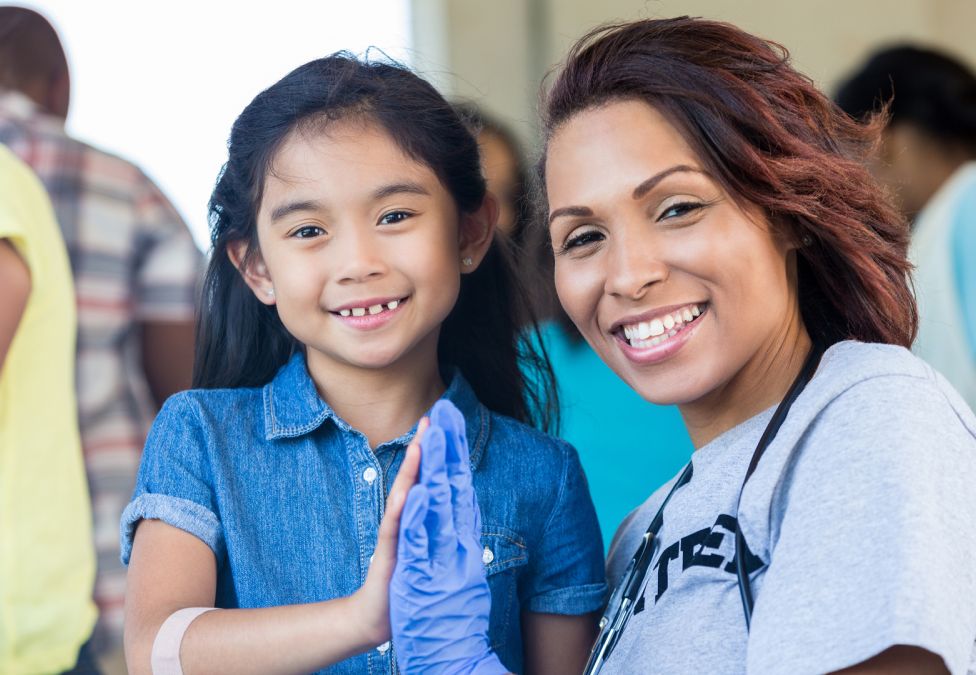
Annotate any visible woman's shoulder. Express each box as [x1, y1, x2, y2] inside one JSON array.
[[812, 340, 974, 430]]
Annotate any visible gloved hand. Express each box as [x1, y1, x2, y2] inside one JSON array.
[[389, 400, 509, 675]]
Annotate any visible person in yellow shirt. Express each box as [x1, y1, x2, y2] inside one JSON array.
[[0, 145, 97, 673]]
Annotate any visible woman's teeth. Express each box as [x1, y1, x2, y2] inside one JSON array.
[[338, 299, 401, 317], [621, 304, 702, 347]]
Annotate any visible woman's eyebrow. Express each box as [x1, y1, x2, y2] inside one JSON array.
[[631, 164, 704, 200], [548, 165, 706, 225]]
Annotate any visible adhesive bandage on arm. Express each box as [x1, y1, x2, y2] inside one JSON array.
[[151, 607, 218, 674]]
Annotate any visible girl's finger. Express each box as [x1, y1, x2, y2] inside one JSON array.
[[377, 418, 427, 557]]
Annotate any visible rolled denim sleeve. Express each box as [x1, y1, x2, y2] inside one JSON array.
[[119, 393, 223, 564], [522, 442, 608, 614]]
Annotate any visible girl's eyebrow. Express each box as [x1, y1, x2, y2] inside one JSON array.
[[370, 181, 431, 201], [269, 199, 325, 224]]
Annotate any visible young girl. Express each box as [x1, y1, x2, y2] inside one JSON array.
[[120, 54, 606, 675]]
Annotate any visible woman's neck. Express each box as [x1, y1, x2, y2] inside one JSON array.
[[305, 341, 446, 450], [679, 319, 813, 450]]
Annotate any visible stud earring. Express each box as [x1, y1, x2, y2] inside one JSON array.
[[462, 257, 474, 267], [801, 235, 813, 247], [266, 287, 275, 298]]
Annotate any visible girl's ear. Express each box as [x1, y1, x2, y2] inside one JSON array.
[[458, 192, 498, 273], [227, 240, 276, 305]]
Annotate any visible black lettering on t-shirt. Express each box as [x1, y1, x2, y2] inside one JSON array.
[[682, 528, 726, 570], [653, 541, 681, 602]]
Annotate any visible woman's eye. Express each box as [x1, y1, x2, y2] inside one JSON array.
[[380, 210, 412, 225], [561, 230, 604, 252], [292, 225, 324, 239], [658, 201, 704, 221]]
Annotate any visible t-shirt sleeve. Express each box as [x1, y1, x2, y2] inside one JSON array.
[[119, 394, 224, 565], [521, 441, 608, 614], [132, 174, 203, 322], [746, 374, 976, 675]]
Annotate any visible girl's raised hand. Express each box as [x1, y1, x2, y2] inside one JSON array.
[[351, 417, 427, 648]]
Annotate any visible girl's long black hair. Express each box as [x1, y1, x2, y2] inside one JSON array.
[[193, 52, 557, 430]]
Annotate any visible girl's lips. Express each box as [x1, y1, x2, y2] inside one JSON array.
[[614, 305, 707, 365], [333, 296, 408, 331]]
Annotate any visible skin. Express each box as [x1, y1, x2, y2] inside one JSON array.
[[545, 99, 948, 674], [127, 118, 591, 674], [871, 122, 971, 221], [479, 130, 520, 237], [0, 239, 30, 373]]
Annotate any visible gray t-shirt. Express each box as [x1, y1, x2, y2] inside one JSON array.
[[604, 341, 976, 674]]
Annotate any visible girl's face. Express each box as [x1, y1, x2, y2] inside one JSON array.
[[237, 118, 491, 382], [545, 100, 804, 413]]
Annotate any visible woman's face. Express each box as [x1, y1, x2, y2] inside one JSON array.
[[545, 100, 804, 412]]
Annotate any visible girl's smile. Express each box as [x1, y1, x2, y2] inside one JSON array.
[[331, 295, 410, 330]]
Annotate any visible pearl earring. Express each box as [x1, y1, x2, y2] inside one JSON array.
[[462, 257, 474, 267], [266, 288, 275, 298]]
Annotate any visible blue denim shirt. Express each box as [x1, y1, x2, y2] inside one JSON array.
[[121, 353, 606, 674]]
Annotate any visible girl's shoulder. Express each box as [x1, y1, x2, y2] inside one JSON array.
[[483, 410, 579, 468], [151, 385, 267, 438]]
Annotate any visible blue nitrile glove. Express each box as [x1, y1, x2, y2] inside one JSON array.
[[390, 400, 508, 675]]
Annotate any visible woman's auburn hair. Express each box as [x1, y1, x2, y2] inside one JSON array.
[[540, 16, 917, 349]]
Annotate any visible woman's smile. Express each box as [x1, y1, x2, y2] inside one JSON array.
[[612, 302, 708, 364]]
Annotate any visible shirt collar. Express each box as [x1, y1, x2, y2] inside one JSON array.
[[262, 353, 491, 467], [0, 89, 66, 130]]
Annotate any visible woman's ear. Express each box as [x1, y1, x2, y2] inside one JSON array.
[[227, 240, 276, 305], [458, 192, 499, 273]]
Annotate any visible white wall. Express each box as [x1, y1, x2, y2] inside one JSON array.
[[411, 0, 976, 151], [22, 0, 413, 250]]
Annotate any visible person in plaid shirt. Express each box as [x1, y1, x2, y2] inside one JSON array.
[[0, 7, 203, 665]]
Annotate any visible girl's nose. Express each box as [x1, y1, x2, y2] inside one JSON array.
[[334, 229, 388, 283]]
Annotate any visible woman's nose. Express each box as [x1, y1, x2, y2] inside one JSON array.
[[604, 228, 669, 300]]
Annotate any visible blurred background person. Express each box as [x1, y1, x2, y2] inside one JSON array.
[[836, 46, 976, 410], [0, 144, 98, 674], [459, 101, 693, 545], [0, 5, 203, 665]]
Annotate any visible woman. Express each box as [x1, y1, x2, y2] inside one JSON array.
[[388, 17, 976, 675]]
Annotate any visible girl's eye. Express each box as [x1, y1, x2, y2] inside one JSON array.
[[380, 210, 412, 225], [560, 229, 604, 253], [292, 225, 325, 239], [658, 201, 704, 221]]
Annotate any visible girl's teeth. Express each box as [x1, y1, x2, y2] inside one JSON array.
[[691, 305, 701, 317], [649, 318, 664, 337], [682, 308, 694, 322], [663, 314, 675, 330], [339, 298, 404, 317]]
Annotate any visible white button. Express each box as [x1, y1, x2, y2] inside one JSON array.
[[482, 546, 494, 565], [369, 553, 374, 565], [362, 467, 378, 484], [377, 641, 391, 653]]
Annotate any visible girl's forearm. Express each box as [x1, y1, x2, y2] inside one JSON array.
[[160, 593, 381, 675]]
